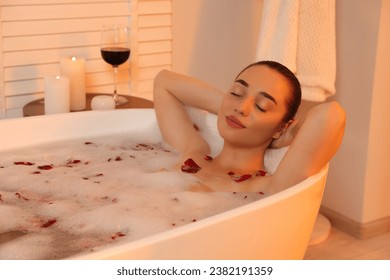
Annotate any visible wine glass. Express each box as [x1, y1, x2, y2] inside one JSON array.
[[100, 24, 131, 105]]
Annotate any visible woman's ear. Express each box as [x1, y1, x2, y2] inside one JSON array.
[[269, 119, 297, 149], [272, 119, 294, 140]]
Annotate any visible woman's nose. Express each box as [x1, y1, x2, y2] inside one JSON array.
[[236, 96, 253, 116]]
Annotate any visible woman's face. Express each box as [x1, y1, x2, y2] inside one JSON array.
[[217, 65, 291, 148]]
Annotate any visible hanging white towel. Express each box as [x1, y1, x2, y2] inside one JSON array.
[[256, 0, 336, 102]]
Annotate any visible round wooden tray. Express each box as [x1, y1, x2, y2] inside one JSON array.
[[23, 93, 154, 117]]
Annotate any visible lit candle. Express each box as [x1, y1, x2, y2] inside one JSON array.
[[60, 56, 86, 111], [44, 75, 70, 114]]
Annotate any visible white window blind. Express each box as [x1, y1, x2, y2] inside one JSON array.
[[0, 0, 172, 119], [133, 0, 172, 98]]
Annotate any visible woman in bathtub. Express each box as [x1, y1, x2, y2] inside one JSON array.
[[153, 61, 346, 194]]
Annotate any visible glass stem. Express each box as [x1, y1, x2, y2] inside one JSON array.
[[113, 66, 118, 102]]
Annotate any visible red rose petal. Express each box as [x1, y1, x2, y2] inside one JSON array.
[[234, 174, 252, 182], [181, 158, 201, 173], [111, 232, 126, 240], [15, 192, 29, 201], [14, 161, 35, 166], [193, 123, 200, 131], [65, 159, 82, 167], [38, 165, 53, 170], [204, 155, 213, 161], [255, 170, 267, 177], [41, 219, 57, 228]]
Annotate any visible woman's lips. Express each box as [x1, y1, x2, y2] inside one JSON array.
[[226, 115, 246, 128]]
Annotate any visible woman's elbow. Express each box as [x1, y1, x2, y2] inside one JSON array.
[[153, 70, 173, 103], [308, 101, 346, 150], [153, 70, 170, 90], [325, 101, 346, 133], [321, 102, 347, 156]]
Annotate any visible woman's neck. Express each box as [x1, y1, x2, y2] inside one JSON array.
[[213, 142, 267, 173]]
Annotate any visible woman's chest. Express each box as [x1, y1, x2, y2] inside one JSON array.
[[192, 161, 272, 193]]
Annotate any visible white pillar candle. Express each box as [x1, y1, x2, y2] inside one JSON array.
[[44, 75, 70, 114], [60, 56, 86, 111]]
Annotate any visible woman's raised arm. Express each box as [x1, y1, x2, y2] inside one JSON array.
[[153, 70, 225, 156], [270, 101, 346, 192]]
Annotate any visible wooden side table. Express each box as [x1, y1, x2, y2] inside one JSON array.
[[23, 93, 154, 117]]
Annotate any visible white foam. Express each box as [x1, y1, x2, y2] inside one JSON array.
[[0, 233, 54, 260], [0, 134, 263, 259]]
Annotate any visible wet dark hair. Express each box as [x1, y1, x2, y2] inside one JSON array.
[[236, 60, 301, 123]]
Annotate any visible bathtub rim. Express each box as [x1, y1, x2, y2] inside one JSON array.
[[0, 109, 160, 152]]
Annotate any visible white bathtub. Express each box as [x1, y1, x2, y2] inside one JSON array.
[[0, 109, 328, 259]]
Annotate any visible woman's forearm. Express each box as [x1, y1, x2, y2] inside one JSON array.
[[153, 70, 224, 114], [153, 70, 222, 154]]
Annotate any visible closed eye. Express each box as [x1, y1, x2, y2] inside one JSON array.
[[230, 92, 242, 97], [255, 104, 266, 112]]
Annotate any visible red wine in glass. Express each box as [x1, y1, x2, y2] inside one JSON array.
[[100, 25, 130, 105], [101, 47, 130, 67]]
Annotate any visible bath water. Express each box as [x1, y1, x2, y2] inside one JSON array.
[[0, 133, 264, 259]]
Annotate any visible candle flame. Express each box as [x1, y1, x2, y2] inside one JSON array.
[[55, 75, 61, 79], [71, 56, 77, 61]]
